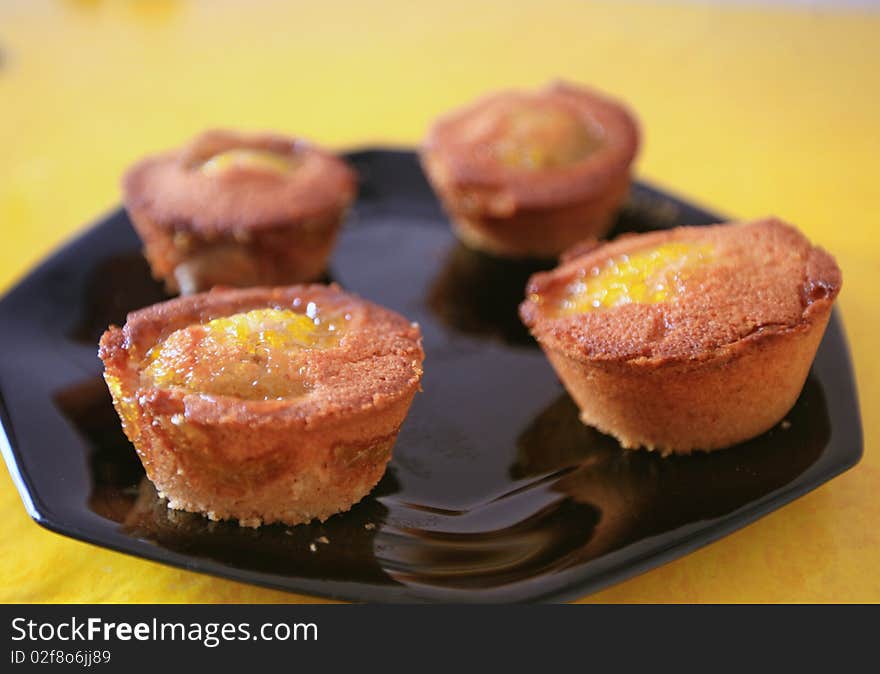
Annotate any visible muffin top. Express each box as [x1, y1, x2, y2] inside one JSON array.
[[123, 130, 357, 234], [421, 81, 639, 214], [99, 285, 424, 427], [519, 218, 841, 363]]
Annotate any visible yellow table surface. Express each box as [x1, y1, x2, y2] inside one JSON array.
[[1, 0, 878, 603]]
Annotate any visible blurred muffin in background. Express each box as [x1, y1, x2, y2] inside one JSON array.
[[421, 81, 639, 258], [123, 129, 356, 294]]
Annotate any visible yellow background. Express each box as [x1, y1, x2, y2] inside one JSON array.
[[1, 0, 878, 603]]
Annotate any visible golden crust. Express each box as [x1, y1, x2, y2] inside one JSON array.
[[521, 218, 841, 362], [420, 81, 639, 257], [99, 284, 424, 526], [519, 218, 841, 453], [122, 130, 357, 293], [124, 129, 356, 233]]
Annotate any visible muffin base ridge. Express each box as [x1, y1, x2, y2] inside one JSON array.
[[128, 207, 345, 294], [128, 393, 414, 527], [544, 311, 831, 455], [446, 172, 631, 259]]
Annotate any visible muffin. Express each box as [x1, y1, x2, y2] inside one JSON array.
[[98, 284, 424, 526], [519, 218, 841, 455], [123, 130, 357, 294], [420, 81, 639, 258]]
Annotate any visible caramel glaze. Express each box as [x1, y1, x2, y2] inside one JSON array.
[[520, 218, 841, 363]]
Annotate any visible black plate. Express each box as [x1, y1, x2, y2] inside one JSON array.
[[0, 150, 863, 603]]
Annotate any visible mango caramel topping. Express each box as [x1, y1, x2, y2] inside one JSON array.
[[198, 148, 299, 176], [540, 242, 714, 316], [493, 104, 603, 170], [142, 307, 347, 400]]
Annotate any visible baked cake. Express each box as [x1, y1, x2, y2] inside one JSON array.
[[123, 130, 356, 294], [421, 81, 639, 258], [99, 285, 424, 526], [519, 218, 841, 454]]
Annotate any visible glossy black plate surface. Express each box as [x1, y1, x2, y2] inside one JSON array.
[[0, 150, 862, 603]]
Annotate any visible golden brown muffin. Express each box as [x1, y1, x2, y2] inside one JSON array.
[[123, 130, 357, 294], [99, 284, 424, 527], [519, 218, 841, 455], [420, 81, 639, 258]]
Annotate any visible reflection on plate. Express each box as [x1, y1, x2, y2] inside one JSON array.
[[53, 369, 828, 594], [428, 242, 550, 347]]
